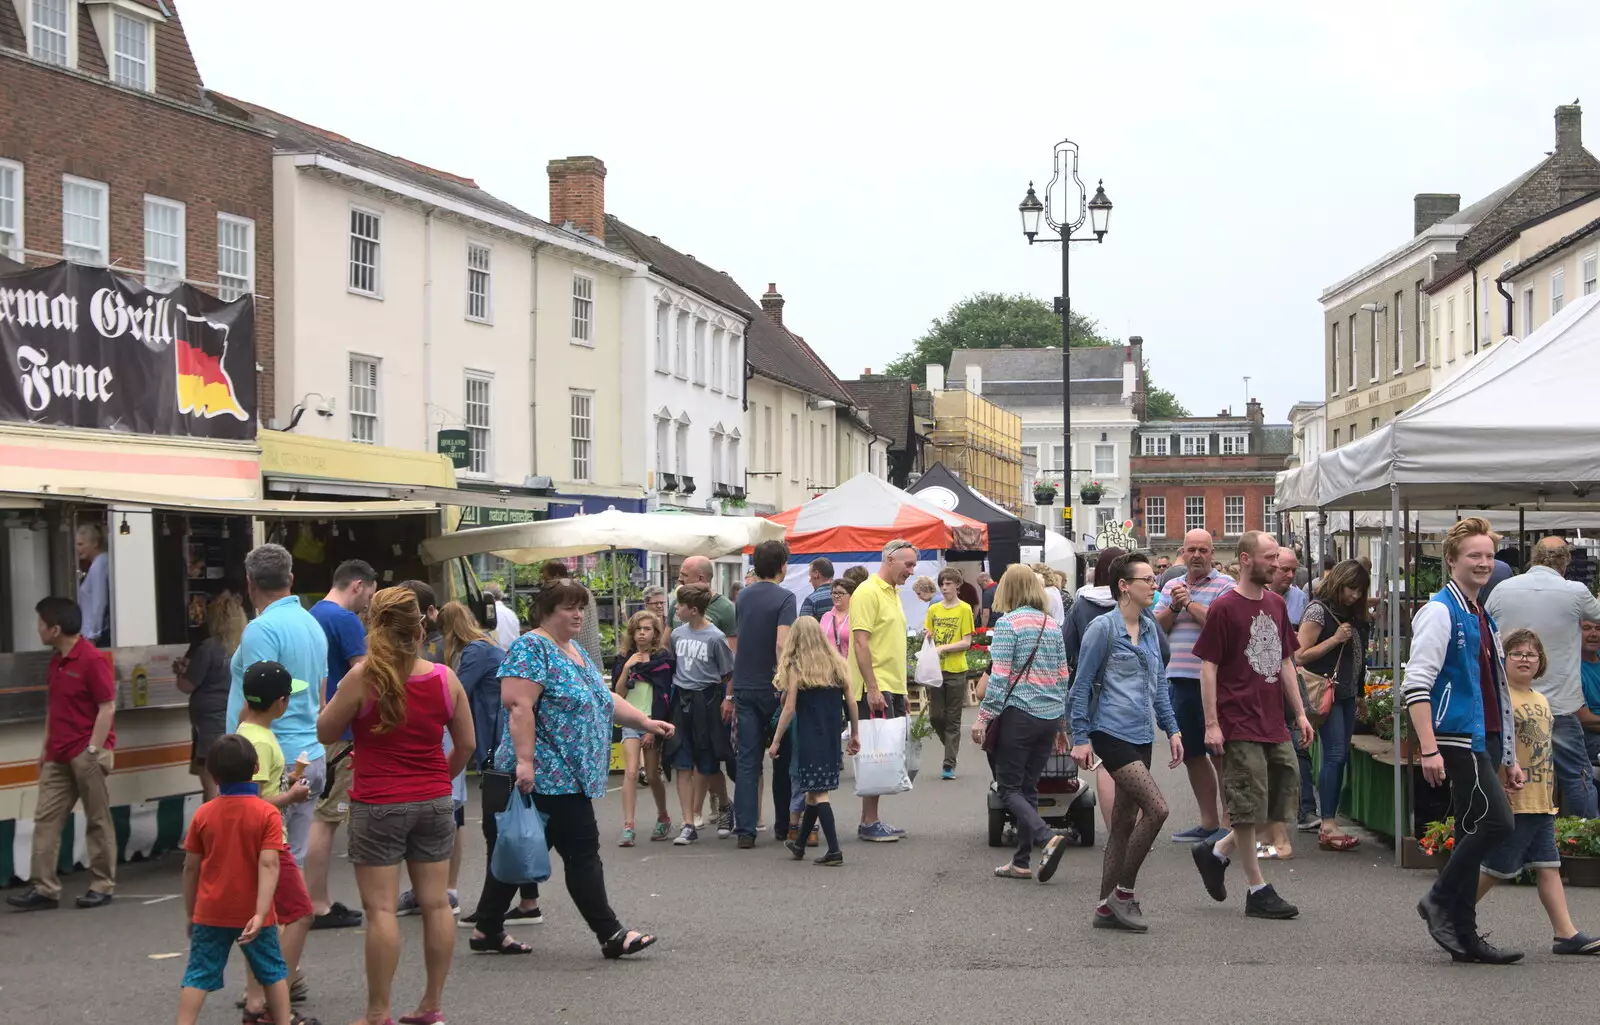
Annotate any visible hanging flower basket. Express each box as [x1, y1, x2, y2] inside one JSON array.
[[1079, 481, 1104, 505], [1031, 478, 1057, 504]]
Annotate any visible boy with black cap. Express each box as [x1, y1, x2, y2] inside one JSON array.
[[237, 661, 318, 1023]]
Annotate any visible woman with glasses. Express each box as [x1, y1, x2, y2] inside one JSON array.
[[1070, 552, 1182, 932], [1295, 559, 1370, 851], [642, 586, 668, 621]]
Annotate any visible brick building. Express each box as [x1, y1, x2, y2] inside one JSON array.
[[1130, 400, 1293, 556], [0, 0, 275, 411]]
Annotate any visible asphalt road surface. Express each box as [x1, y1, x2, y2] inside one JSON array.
[[5, 720, 1598, 1024]]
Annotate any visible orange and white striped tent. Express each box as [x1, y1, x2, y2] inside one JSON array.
[[769, 472, 988, 555]]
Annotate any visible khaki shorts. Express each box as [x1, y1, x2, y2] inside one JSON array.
[[1221, 739, 1299, 827], [315, 743, 355, 823], [348, 796, 456, 867]]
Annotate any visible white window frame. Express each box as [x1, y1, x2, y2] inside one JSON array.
[[790, 413, 800, 483], [727, 334, 743, 394], [1446, 296, 1456, 362], [1145, 496, 1166, 538], [1369, 313, 1380, 382], [466, 241, 492, 324], [0, 159, 23, 262], [674, 310, 689, 378], [463, 372, 493, 476], [1347, 315, 1357, 390], [570, 272, 594, 346], [1184, 495, 1205, 533], [142, 195, 185, 289], [348, 205, 382, 298], [1522, 286, 1535, 336], [1415, 284, 1427, 366], [30, 0, 71, 67], [1180, 434, 1209, 456], [1479, 278, 1490, 349], [570, 390, 594, 481], [654, 303, 671, 373], [61, 175, 109, 266], [1263, 494, 1276, 529], [1141, 434, 1169, 456], [691, 317, 705, 384], [1330, 321, 1340, 396], [1551, 267, 1566, 317], [1223, 495, 1245, 537], [727, 433, 740, 489], [710, 429, 725, 487], [216, 214, 255, 301], [709, 326, 724, 393], [1092, 443, 1115, 476], [1219, 433, 1249, 455], [1021, 444, 1039, 466], [348, 354, 381, 445], [675, 420, 689, 477], [1582, 251, 1598, 297], [111, 9, 151, 91], [1393, 291, 1404, 373], [654, 415, 669, 475]]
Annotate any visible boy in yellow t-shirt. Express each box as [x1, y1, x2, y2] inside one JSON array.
[[922, 568, 975, 780], [1476, 630, 1600, 956]]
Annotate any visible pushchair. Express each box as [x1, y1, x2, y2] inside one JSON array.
[[986, 735, 1097, 847]]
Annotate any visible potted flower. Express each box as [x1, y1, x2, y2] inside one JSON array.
[[1079, 479, 1105, 505], [1032, 478, 1057, 505], [906, 710, 935, 781], [1408, 817, 1454, 871], [1557, 816, 1600, 887]]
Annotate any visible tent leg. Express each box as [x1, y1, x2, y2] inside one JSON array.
[[1390, 484, 1405, 865], [611, 546, 620, 641]]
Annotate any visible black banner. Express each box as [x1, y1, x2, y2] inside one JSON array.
[[0, 261, 256, 439]]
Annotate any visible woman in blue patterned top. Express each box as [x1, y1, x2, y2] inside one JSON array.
[[971, 564, 1073, 883], [479, 581, 674, 960]]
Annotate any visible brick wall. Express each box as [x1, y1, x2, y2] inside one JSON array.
[[1130, 477, 1280, 555], [0, 43, 275, 415]]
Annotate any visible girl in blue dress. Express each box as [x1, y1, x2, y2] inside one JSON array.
[[770, 617, 860, 865]]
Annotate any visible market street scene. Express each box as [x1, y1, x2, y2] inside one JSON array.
[[4, 3, 1600, 1023]]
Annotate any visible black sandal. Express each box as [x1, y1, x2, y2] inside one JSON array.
[[242, 1011, 319, 1025], [469, 932, 533, 955], [601, 928, 658, 959]]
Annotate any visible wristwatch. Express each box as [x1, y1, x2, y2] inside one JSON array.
[[86, 745, 99, 756]]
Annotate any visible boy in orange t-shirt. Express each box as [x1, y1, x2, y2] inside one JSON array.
[[177, 734, 292, 1025]]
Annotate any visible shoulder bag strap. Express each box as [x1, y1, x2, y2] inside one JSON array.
[[999, 624, 1046, 710]]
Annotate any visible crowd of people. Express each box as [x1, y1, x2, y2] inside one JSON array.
[[11, 515, 1600, 1024]]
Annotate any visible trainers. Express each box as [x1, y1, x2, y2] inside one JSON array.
[[1244, 884, 1299, 920], [5, 886, 59, 912], [448, 891, 460, 915], [1460, 930, 1523, 964], [858, 821, 900, 842], [1552, 932, 1600, 955], [716, 808, 734, 839], [1092, 905, 1136, 930], [618, 827, 636, 847], [814, 850, 844, 866], [312, 901, 363, 930], [1296, 812, 1321, 833], [396, 889, 419, 917], [885, 823, 908, 837], [736, 834, 755, 850], [941, 768, 956, 780], [673, 824, 699, 845], [1108, 895, 1148, 932], [649, 819, 673, 842], [1416, 892, 1464, 957], [506, 905, 543, 924], [1171, 824, 1214, 843], [1192, 838, 1230, 902]]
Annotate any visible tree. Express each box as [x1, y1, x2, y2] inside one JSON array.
[[1143, 361, 1189, 419], [882, 292, 1115, 384]]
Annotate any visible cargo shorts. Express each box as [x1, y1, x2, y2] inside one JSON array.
[[1221, 739, 1299, 827]]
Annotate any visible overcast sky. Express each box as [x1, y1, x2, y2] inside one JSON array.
[[181, 0, 1600, 422]]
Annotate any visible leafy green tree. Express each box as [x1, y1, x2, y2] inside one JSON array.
[[883, 292, 1114, 384], [1143, 361, 1189, 419]]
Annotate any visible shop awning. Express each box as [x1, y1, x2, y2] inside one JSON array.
[[265, 475, 575, 513], [0, 487, 438, 518], [419, 508, 786, 564]]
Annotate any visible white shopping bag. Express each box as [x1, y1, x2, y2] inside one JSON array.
[[914, 637, 944, 687], [854, 715, 913, 797]]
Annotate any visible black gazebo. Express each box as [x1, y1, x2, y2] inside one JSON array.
[[907, 462, 1044, 578]]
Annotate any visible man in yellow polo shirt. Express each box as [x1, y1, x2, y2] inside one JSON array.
[[851, 538, 918, 841]]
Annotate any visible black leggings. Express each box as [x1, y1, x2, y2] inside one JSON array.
[[474, 773, 623, 944]]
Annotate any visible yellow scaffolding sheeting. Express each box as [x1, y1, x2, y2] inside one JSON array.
[[929, 390, 1023, 513]]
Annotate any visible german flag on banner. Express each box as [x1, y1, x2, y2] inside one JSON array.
[[174, 307, 248, 420]]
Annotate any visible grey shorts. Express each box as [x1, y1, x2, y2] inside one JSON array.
[[348, 796, 456, 866]]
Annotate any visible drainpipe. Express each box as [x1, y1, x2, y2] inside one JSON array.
[[1496, 275, 1515, 338], [423, 211, 435, 446]]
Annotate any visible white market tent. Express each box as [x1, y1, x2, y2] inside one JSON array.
[[419, 507, 785, 564]]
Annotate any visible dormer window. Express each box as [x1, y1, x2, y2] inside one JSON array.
[[29, 0, 70, 66], [110, 9, 150, 90], [1220, 433, 1250, 455]]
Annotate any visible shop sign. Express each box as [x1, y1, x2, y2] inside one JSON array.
[[0, 261, 256, 439], [458, 505, 545, 527], [437, 429, 471, 468]]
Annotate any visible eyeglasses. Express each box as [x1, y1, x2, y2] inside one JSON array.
[[1507, 651, 1540, 663], [1129, 576, 1158, 585]]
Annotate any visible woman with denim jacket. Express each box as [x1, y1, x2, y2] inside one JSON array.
[[1069, 553, 1183, 933]]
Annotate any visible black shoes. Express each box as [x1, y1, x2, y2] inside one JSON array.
[[6, 886, 59, 912], [311, 901, 363, 930], [75, 890, 113, 909], [1417, 893, 1466, 957], [1244, 884, 1299, 920], [1457, 931, 1524, 965], [813, 850, 843, 866], [736, 834, 756, 850], [1192, 838, 1229, 902], [784, 839, 806, 860]]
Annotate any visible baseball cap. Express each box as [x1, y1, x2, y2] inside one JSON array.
[[242, 660, 308, 708]]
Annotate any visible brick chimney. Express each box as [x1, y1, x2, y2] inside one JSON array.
[[761, 283, 784, 326], [1246, 398, 1264, 424], [1413, 193, 1461, 236], [1556, 103, 1582, 157], [547, 156, 607, 240]]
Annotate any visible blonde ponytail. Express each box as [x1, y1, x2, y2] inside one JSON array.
[[364, 586, 423, 733]]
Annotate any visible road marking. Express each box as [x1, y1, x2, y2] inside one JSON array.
[[142, 895, 181, 905], [148, 952, 183, 960]]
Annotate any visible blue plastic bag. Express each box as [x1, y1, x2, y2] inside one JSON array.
[[491, 790, 551, 885]]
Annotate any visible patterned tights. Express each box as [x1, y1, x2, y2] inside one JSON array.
[[1099, 761, 1170, 900]]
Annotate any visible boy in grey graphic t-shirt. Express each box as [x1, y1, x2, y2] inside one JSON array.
[[668, 585, 735, 844]]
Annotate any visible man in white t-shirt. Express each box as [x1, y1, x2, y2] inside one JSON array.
[[485, 584, 521, 647]]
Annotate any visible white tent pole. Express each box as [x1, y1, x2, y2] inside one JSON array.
[[1390, 482, 1405, 863]]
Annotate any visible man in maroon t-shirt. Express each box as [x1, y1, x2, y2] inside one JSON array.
[[1188, 531, 1311, 921], [7, 597, 118, 912]]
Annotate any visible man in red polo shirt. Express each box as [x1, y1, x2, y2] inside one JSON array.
[[7, 597, 118, 911]]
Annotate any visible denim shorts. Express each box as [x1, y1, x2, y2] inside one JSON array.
[[1481, 812, 1561, 879], [181, 923, 286, 992], [621, 727, 647, 742], [348, 796, 456, 866]]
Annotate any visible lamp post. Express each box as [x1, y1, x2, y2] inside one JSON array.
[[1019, 140, 1111, 539]]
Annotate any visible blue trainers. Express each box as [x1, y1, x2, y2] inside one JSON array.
[[941, 768, 956, 780], [858, 821, 900, 842], [1171, 824, 1214, 843], [886, 823, 907, 836]]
